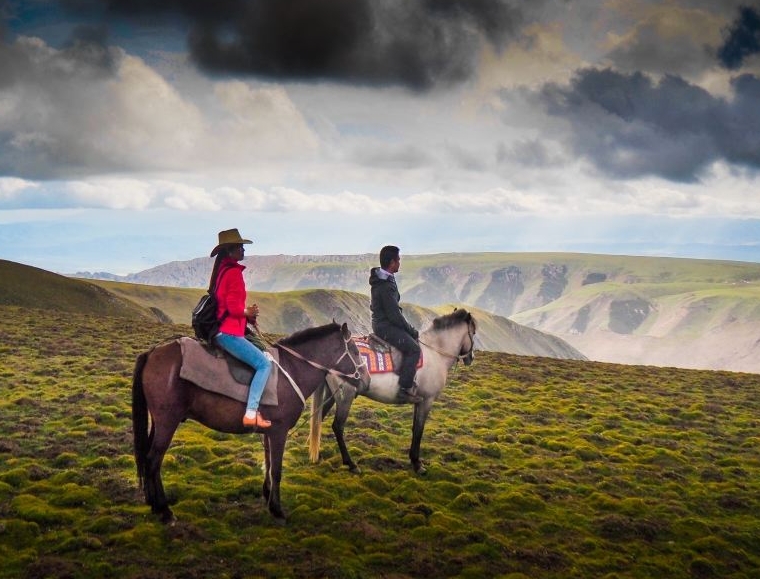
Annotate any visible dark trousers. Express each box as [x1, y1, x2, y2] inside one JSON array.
[[374, 324, 421, 389]]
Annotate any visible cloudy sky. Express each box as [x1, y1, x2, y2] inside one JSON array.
[[1, 0, 759, 274]]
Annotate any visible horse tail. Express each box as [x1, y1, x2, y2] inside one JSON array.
[[132, 350, 151, 488], [308, 380, 326, 463]]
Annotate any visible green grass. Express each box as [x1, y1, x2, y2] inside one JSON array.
[[1, 305, 760, 578]]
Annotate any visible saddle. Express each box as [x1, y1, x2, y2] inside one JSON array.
[[354, 334, 423, 375], [178, 337, 280, 406]]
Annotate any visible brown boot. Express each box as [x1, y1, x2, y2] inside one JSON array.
[[243, 410, 271, 429]]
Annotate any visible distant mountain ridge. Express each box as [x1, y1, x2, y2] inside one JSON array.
[[72, 252, 760, 372], [3, 259, 584, 361]]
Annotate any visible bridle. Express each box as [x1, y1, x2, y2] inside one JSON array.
[[418, 319, 476, 364], [462, 322, 476, 363], [275, 331, 367, 385]]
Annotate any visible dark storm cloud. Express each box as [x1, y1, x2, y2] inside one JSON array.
[[57, 0, 530, 90], [0, 13, 122, 179], [718, 5, 760, 69], [538, 68, 760, 182]]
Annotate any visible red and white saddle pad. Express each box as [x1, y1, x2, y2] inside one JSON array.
[[354, 337, 423, 374]]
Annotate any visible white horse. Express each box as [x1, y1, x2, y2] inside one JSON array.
[[309, 308, 476, 474]]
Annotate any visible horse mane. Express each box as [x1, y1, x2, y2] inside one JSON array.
[[277, 322, 341, 347], [432, 308, 475, 331]]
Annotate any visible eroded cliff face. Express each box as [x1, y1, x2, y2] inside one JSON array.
[[475, 266, 525, 316]]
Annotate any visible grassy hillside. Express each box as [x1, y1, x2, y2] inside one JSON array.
[[1, 305, 759, 578], [0, 260, 156, 320]]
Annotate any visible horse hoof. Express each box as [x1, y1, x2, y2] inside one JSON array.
[[269, 506, 287, 524], [348, 465, 362, 475], [160, 512, 177, 525], [413, 463, 427, 475], [269, 511, 287, 526]]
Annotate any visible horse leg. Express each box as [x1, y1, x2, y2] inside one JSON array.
[[331, 392, 360, 473], [409, 401, 433, 475], [144, 420, 181, 524], [308, 381, 335, 464], [262, 434, 271, 504], [263, 431, 288, 523]]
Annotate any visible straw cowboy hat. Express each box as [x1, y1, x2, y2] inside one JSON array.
[[210, 228, 253, 257]]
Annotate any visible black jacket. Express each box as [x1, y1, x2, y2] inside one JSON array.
[[369, 267, 418, 338]]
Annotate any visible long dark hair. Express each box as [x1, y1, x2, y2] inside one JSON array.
[[208, 248, 232, 292]]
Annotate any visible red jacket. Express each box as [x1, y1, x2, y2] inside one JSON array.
[[214, 257, 248, 336]]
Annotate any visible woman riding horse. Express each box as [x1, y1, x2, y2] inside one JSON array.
[[132, 322, 369, 524]]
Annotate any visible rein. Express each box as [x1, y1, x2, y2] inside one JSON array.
[[269, 332, 366, 433], [275, 334, 366, 383]]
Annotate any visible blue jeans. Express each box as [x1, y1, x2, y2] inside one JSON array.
[[216, 333, 272, 412]]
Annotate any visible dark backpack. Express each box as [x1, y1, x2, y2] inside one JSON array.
[[192, 268, 229, 342]]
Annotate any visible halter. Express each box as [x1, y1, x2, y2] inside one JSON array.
[[275, 331, 367, 384]]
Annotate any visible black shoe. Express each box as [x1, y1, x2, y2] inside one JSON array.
[[397, 386, 422, 403]]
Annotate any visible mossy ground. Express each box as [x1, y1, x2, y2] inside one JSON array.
[[1, 305, 759, 578]]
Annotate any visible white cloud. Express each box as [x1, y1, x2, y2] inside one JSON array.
[[102, 54, 205, 170], [212, 82, 319, 162], [65, 179, 154, 209], [0, 171, 757, 219], [0, 177, 37, 197]]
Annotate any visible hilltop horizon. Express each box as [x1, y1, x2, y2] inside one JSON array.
[[5, 252, 760, 373], [70, 249, 760, 281], [66, 252, 760, 374]]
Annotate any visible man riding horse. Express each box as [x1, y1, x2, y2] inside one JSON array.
[[369, 245, 422, 403]]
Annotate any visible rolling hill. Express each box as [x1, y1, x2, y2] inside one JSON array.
[[0, 260, 156, 320], [73, 252, 760, 372], [2, 260, 584, 360]]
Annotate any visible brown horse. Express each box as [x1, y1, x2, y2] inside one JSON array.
[[132, 322, 369, 524]]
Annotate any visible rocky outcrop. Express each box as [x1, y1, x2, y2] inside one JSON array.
[[539, 263, 568, 304]]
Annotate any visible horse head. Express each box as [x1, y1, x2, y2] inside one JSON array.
[[278, 321, 370, 391], [459, 310, 476, 366], [430, 308, 477, 366], [456, 310, 478, 366], [336, 322, 371, 391]]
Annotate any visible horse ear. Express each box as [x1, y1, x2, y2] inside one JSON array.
[[341, 322, 350, 339]]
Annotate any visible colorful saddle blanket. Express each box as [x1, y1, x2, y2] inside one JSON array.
[[354, 336, 423, 374], [178, 337, 280, 406]]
